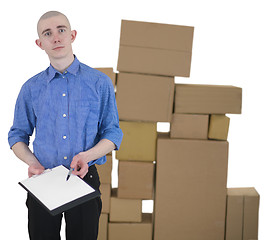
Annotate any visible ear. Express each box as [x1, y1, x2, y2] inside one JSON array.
[[35, 39, 43, 50], [71, 30, 77, 43]]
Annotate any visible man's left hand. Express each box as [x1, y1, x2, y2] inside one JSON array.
[[71, 152, 89, 178]]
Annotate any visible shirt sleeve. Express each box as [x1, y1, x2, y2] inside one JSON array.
[[8, 83, 36, 148], [97, 75, 123, 150]]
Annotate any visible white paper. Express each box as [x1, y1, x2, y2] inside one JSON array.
[[20, 165, 95, 211]]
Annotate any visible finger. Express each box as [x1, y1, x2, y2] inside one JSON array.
[[72, 164, 82, 176], [28, 170, 33, 178], [70, 156, 79, 169], [29, 166, 42, 174], [80, 168, 88, 179], [28, 168, 44, 178], [72, 169, 78, 175], [36, 168, 44, 175], [77, 163, 88, 178], [75, 167, 85, 177]]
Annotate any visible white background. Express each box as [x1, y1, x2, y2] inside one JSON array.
[[1, 0, 263, 239]]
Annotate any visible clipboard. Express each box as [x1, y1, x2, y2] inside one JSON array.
[[19, 165, 100, 216]]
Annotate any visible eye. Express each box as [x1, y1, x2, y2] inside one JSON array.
[[44, 31, 51, 37], [59, 29, 66, 33]]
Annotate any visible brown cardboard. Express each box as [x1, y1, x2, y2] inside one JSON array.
[[225, 188, 260, 240], [118, 46, 192, 77], [170, 113, 209, 139], [119, 20, 194, 51], [118, 161, 154, 199], [97, 155, 112, 184], [116, 72, 174, 122], [243, 188, 260, 240], [110, 189, 142, 222], [174, 84, 242, 114], [98, 213, 108, 240], [208, 115, 230, 140], [225, 188, 244, 240], [117, 20, 194, 77], [108, 213, 153, 240], [95, 67, 116, 87], [100, 184, 111, 213], [154, 136, 228, 240], [116, 121, 157, 161]]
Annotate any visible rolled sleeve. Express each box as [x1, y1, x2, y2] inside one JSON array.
[[8, 83, 35, 148], [97, 75, 123, 150]]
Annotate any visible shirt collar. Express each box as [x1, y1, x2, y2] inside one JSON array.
[[46, 56, 80, 83]]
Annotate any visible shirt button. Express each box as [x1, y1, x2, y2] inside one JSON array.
[[63, 135, 67, 139], [64, 156, 68, 160], [62, 93, 66, 97], [63, 114, 67, 117]]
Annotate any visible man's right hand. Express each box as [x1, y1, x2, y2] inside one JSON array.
[[28, 163, 45, 177], [11, 142, 45, 177]]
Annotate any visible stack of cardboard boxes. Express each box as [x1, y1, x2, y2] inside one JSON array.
[[96, 20, 260, 240], [155, 84, 243, 239], [115, 20, 191, 240]]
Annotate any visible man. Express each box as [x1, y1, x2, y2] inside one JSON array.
[[8, 11, 123, 240]]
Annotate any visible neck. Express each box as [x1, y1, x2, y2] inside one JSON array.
[[49, 54, 75, 73]]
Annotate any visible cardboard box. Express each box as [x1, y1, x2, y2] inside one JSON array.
[[170, 113, 209, 139], [97, 155, 112, 184], [118, 161, 154, 199], [98, 213, 108, 240], [208, 115, 230, 140], [110, 189, 142, 222], [116, 72, 174, 122], [225, 188, 259, 240], [117, 20, 194, 77], [116, 121, 157, 161], [95, 67, 116, 87], [174, 84, 242, 114], [118, 46, 192, 77], [100, 184, 111, 213], [225, 188, 244, 240], [108, 213, 153, 240], [244, 188, 260, 240], [154, 135, 228, 240], [119, 20, 194, 51]]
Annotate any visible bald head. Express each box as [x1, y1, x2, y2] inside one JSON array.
[[37, 11, 71, 36]]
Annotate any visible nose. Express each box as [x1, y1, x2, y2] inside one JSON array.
[[53, 33, 61, 43]]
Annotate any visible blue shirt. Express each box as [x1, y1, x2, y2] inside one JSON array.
[[8, 57, 123, 169]]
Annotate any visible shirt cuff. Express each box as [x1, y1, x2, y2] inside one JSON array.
[[8, 136, 29, 149], [100, 128, 123, 151]]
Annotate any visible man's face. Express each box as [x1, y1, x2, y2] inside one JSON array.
[[36, 15, 76, 60]]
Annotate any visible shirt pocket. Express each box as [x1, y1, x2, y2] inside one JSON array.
[[75, 100, 100, 133], [77, 100, 99, 117]]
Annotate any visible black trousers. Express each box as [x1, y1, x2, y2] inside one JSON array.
[[26, 165, 102, 240]]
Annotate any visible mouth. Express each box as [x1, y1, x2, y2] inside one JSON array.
[[53, 46, 64, 51]]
